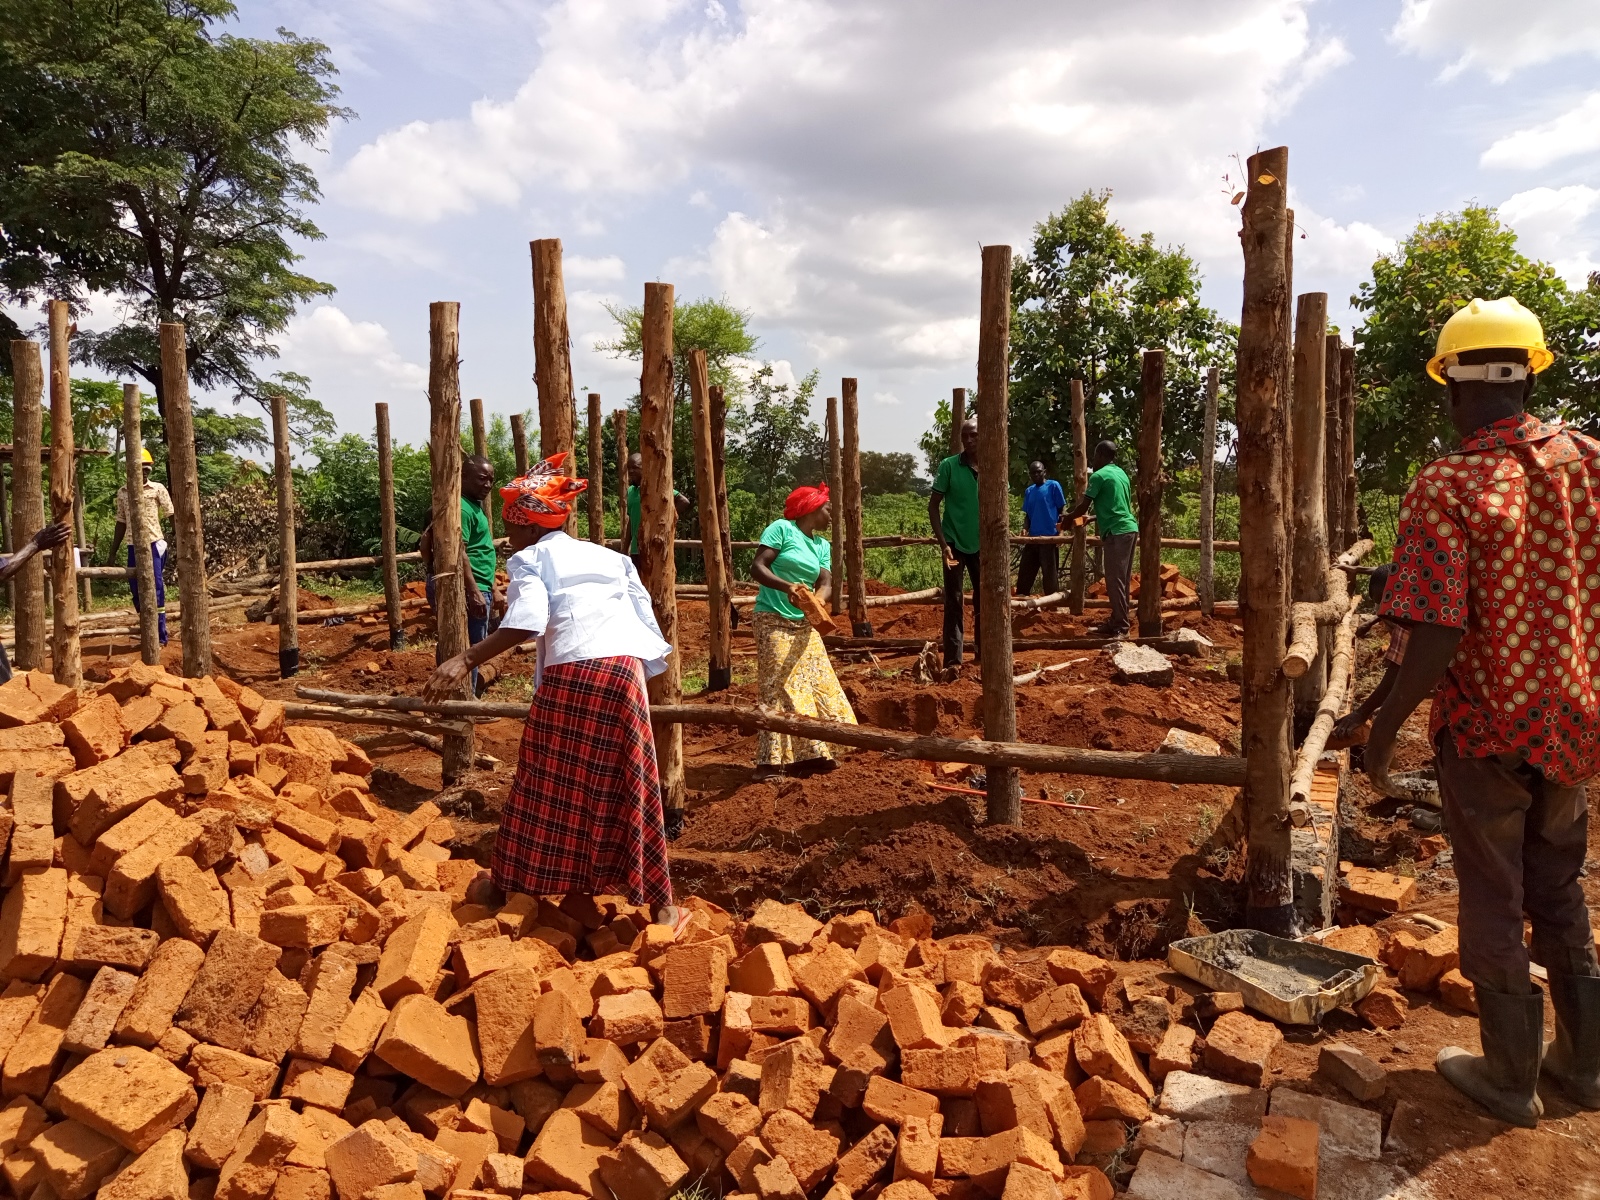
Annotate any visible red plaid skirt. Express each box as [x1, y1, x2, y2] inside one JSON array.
[[492, 655, 672, 907]]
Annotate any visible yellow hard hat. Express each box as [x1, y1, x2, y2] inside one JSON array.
[[141, 449, 153, 464], [1427, 296, 1554, 384]]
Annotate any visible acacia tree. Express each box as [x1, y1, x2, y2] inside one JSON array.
[[0, 0, 344, 442], [1351, 205, 1600, 489]]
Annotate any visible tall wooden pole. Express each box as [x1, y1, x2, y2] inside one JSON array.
[[1136, 349, 1166, 639], [121, 385, 160, 664], [708, 386, 734, 591], [272, 392, 299, 679], [640, 284, 683, 815], [1068, 379, 1088, 616], [468, 397, 491, 534], [689, 352, 731, 692], [1340, 345, 1357, 549], [1, 464, 12, 613], [1198, 367, 1219, 617], [428, 302, 473, 782], [160, 324, 211, 678], [1323, 334, 1344, 552], [47, 301, 80, 685], [9, 341, 44, 669], [531, 239, 575, 534], [376, 403, 405, 651], [586, 394, 605, 545], [825, 397, 846, 617], [612, 410, 630, 554], [841, 379, 870, 637], [510, 414, 529, 476], [1291, 294, 1329, 720], [1236, 146, 1294, 934], [949, 387, 967, 455], [1281, 210, 1295, 522], [976, 247, 1019, 825], [72, 490, 91, 610]]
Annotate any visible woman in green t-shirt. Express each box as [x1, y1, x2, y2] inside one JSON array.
[[749, 483, 858, 780]]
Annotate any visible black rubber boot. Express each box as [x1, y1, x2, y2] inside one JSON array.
[[1436, 985, 1545, 1128], [1544, 973, 1600, 1109]]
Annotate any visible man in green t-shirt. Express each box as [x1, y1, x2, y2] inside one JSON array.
[[1064, 440, 1140, 638], [625, 453, 689, 572], [421, 456, 498, 688], [929, 417, 982, 669]]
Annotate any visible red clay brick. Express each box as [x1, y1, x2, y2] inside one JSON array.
[[1246, 1115, 1318, 1200]]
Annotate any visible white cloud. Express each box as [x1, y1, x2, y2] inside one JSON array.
[[1480, 92, 1600, 171], [277, 305, 430, 439], [565, 255, 627, 283], [1499, 185, 1600, 284], [705, 213, 801, 316], [872, 390, 901, 407], [1392, 0, 1600, 80]]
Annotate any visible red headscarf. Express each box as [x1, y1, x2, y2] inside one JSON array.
[[501, 452, 588, 528], [784, 483, 829, 521]]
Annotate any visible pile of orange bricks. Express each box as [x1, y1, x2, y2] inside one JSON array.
[[0, 660, 1253, 1200]]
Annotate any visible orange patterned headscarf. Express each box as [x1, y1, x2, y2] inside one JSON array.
[[501, 452, 588, 528]]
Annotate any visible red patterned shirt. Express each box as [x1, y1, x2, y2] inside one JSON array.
[[1379, 413, 1600, 785]]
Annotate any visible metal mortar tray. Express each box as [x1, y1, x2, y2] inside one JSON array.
[[1167, 929, 1380, 1025]]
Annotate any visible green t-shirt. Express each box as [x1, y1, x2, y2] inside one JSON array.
[[1085, 463, 1139, 537], [627, 484, 642, 554], [932, 454, 980, 555], [460, 498, 497, 591], [754, 519, 832, 621]]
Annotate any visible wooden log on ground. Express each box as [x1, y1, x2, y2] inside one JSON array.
[[531, 238, 575, 530], [266, 597, 428, 624], [1137, 349, 1166, 637], [949, 387, 966, 455], [1237, 144, 1295, 933], [272, 392, 299, 679], [1199, 366, 1219, 616], [47, 301, 81, 686], [977, 244, 1019, 824], [376, 403, 405, 651], [587, 393, 604, 545], [826, 395, 845, 617], [429, 301, 474, 781], [283, 702, 471, 736], [1290, 292, 1329, 716], [640, 282, 684, 814], [1013, 591, 1066, 613], [1323, 333, 1344, 556], [1069, 378, 1088, 615], [842, 378, 871, 636], [688, 351, 731, 691], [9, 339, 44, 669], [161, 322, 212, 678], [1289, 595, 1361, 808], [510, 413, 529, 476], [121, 384, 161, 665], [613, 409, 630, 559]]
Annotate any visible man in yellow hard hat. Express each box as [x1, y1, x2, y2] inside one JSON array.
[[1363, 297, 1598, 1127], [107, 448, 175, 646]]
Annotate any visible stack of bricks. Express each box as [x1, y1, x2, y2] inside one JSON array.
[[0, 660, 1238, 1200]]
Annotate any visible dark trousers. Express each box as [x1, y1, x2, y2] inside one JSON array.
[[942, 549, 981, 667], [1101, 532, 1137, 636], [128, 542, 168, 646], [426, 575, 490, 689], [1017, 544, 1059, 596], [1436, 736, 1599, 994]]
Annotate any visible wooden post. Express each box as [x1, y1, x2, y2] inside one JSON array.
[[160, 322, 212, 678], [689, 351, 731, 692], [1198, 367, 1219, 616], [1323, 334, 1344, 552], [47, 301, 81, 685], [531, 238, 575, 530], [428, 302, 474, 781], [1282, 209, 1295, 520], [272, 391, 299, 679], [1136, 349, 1166, 639], [469, 397, 488, 458], [586, 394, 605, 545], [121, 384, 161, 664], [1291, 294, 1329, 720], [376, 403, 405, 651], [639, 283, 683, 816], [709, 385, 734, 591], [9, 342, 44, 670], [826, 397, 846, 616], [73, 490, 91, 610], [841, 379, 871, 637], [1340, 345, 1357, 549], [976, 246, 1019, 825], [949, 387, 967, 455], [1068, 379, 1088, 615], [1236, 146, 1295, 934], [613, 409, 630, 555], [1, 463, 11, 613], [510, 413, 529, 476]]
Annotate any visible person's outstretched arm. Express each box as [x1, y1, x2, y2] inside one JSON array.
[[0, 523, 70, 584], [1363, 624, 1463, 795]]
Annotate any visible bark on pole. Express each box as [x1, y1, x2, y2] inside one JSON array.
[[530, 239, 575, 529], [949, 387, 967, 455], [272, 391, 299, 679], [510, 414, 529, 476], [1068, 379, 1088, 615], [1136, 349, 1166, 639], [1340, 345, 1357, 549], [1281, 209, 1295, 519], [376, 402, 405, 651], [1237, 147, 1295, 933], [587, 394, 605, 545], [8, 342, 43, 672], [1323, 334, 1344, 552], [639, 283, 684, 815], [1, 463, 11, 614], [121, 384, 161, 664], [47, 301, 80, 685], [709, 385, 734, 596], [468, 397, 491, 529], [976, 245, 1020, 826], [688, 351, 731, 692], [73, 491, 91, 610], [428, 302, 474, 781], [841, 379, 871, 637], [1290, 293, 1329, 723], [612, 409, 630, 555], [160, 323, 211, 678], [826, 396, 846, 617], [1198, 367, 1219, 616]]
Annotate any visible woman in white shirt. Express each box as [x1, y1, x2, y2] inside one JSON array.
[[425, 454, 678, 925]]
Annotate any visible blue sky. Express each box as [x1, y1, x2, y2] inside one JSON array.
[[171, 1, 1600, 456]]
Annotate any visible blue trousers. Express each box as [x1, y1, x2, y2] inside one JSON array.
[[426, 575, 489, 689], [128, 543, 168, 646]]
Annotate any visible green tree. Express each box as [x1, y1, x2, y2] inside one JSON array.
[[1351, 204, 1600, 489], [0, 0, 346, 444], [725, 363, 822, 532], [1007, 190, 1236, 490], [859, 451, 923, 497]]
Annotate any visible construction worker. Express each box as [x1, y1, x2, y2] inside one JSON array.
[[1364, 297, 1599, 1128], [1061, 440, 1139, 638], [929, 417, 981, 669], [625, 453, 689, 575], [1017, 460, 1065, 596], [106, 448, 175, 646]]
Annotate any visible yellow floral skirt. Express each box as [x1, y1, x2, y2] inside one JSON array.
[[754, 610, 857, 766]]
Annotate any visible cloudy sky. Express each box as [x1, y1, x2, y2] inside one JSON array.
[[218, 0, 1599, 456]]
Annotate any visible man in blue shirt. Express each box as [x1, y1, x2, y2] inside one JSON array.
[[1017, 460, 1065, 596]]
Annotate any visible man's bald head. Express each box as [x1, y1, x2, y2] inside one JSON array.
[[462, 455, 494, 501]]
